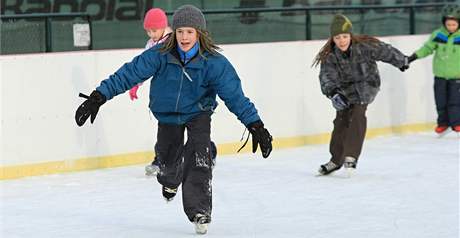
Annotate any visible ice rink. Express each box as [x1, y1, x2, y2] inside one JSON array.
[[1, 132, 459, 238]]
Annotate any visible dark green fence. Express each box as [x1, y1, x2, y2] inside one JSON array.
[[0, 2, 456, 54], [203, 3, 447, 44], [1, 13, 92, 54]]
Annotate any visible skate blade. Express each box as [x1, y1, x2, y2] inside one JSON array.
[[315, 170, 338, 177], [164, 197, 174, 203], [315, 171, 327, 177], [346, 168, 355, 178], [315, 168, 340, 177], [195, 223, 208, 234]]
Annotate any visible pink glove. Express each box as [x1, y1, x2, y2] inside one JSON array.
[[129, 84, 140, 100]]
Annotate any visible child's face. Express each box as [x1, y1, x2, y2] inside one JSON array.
[[176, 27, 198, 52], [333, 33, 351, 52], [146, 28, 165, 42], [445, 19, 459, 33]]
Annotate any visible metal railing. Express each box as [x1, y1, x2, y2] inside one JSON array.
[[0, 3, 447, 53], [1, 12, 92, 52], [188, 2, 446, 40]]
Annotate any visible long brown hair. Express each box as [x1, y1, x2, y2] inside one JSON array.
[[160, 28, 221, 56], [311, 34, 381, 67]]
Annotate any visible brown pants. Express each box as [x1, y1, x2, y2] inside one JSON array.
[[330, 104, 368, 166]]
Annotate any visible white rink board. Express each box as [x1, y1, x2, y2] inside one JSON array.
[[0, 35, 435, 166]]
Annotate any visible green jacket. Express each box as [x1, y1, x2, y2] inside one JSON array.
[[415, 27, 460, 79]]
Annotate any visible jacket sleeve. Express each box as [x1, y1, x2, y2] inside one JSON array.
[[370, 41, 407, 68], [414, 31, 438, 59], [210, 57, 261, 127], [96, 48, 161, 100], [319, 56, 339, 98]]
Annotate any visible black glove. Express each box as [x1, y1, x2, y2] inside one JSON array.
[[330, 93, 349, 111], [75, 90, 106, 127], [399, 55, 411, 72], [408, 53, 417, 63], [247, 120, 273, 158]]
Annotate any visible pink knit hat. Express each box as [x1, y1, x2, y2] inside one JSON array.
[[143, 8, 168, 30]]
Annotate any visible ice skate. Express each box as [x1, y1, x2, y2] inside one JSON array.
[[437, 129, 452, 138], [317, 161, 341, 176], [193, 214, 210, 234], [145, 164, 160, 177], [436, 125, 451, 138], [453, 126, 460, 137], [162, 186, 177, 202], [344, 156, 357, 177]]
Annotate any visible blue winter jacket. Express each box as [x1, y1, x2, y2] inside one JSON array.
[[96, 45, 260, 126]]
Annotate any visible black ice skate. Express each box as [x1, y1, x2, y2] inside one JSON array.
[[318, 161, 341, 175], [162, 186, 177, 202], [343, 156, 357, 177], [193, 213, 211, 234]]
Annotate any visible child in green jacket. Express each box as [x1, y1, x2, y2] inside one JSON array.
[[409, 4, 460, 134]]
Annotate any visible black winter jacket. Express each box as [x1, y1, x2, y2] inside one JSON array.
[[319, 40, 406, 104]]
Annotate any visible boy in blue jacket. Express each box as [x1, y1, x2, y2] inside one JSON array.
[[75, 4, 272, 234]]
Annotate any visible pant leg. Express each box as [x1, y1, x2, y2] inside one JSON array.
[[330, 107, 353, 165], [447, 79, 460, 127], [330, 105, 367, 165], [182, 113, 213, 222], [151, 157, 160, 166], [434, 77, 449, 126], [151, 144, 160, 166], [343, 104, 367, 162], [156, 122, 185, 189]]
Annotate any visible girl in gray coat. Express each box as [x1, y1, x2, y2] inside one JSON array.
[[312, 14, 410, 176]]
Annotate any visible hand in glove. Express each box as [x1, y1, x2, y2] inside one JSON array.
[[407, 53, 417, 63], [399, 55, 412, 72], [247, 120, 273, 158], [75, 90, 106, 127], [330, 93, 349, 111]]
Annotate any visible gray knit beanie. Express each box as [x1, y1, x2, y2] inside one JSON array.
[[172, 5, 206, 31]]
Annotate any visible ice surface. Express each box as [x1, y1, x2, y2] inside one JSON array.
[[1, 132, 458, 238]]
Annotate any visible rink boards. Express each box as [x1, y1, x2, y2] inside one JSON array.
[[0, 35, 436, 179]]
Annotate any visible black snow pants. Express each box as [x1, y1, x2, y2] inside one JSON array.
[[330, 104, 367, 166], [156, 112, 213, 222], [434, 77, 460, 127]]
